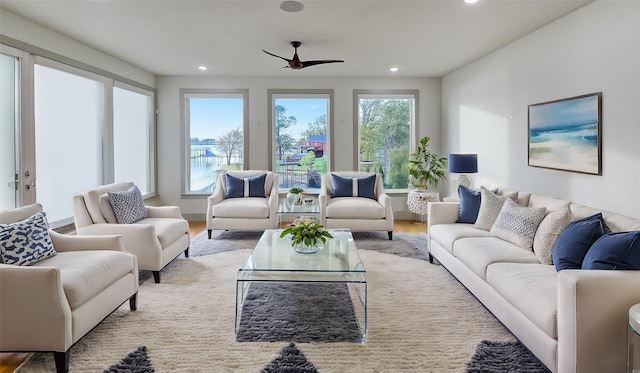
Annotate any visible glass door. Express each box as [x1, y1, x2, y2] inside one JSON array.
[[0, 52, 19, 210]]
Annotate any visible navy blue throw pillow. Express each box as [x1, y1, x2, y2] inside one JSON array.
[[330, 174, 377, 200], [456, 185, 481, 224], [552, 214, 608, 271], [582, 231, 640, 270], [225, 173, 267, 199]]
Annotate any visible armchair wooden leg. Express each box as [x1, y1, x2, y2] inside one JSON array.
[[152, 271, 160, 284], [184, 247, 190, 258], [54, 350, 69, 373], [208, 229, 212, 239], [129, 292, 138, 311], [388, 231, 393, 240], [429, 253, 434, 264]]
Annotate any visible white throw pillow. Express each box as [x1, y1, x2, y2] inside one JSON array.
[[473, 187, 518, 231], [490, 199, 546, 251], [533, 207, 572, 265]]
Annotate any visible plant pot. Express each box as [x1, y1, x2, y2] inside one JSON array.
[[287, 192, 302, 205], [293, 241, 323, 254]]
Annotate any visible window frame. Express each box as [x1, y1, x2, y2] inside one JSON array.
[[267, 89, 334, 192], [179, 88, 249, 197], [353, 89, 419, 192]]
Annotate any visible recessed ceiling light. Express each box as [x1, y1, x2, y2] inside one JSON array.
[[465, 0, 479, 4], [389, 67, 399, 72], [197, 66, 208, 71], [280, 1, 304, 13]]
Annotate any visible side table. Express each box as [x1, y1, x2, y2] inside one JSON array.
[[629, 303, 640, 373], [407, 190, 439, 223]]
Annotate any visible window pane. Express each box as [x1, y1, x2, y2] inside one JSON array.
[[187, 95, 244, 193], [358, 95, 414, 189], [274, 97, 329, 190], [35, 64, 103, 222], [0, 53, 18, 210], [114, 86, 153, 194]]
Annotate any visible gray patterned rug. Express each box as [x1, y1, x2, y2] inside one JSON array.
[[467, 340, 551, 373]]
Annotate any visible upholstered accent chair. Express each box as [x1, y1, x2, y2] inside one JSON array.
[[206, 170, 279, 238], [72, 182, 189, 283], [319, 172, 395, 240], [0, 203, 138, 373]]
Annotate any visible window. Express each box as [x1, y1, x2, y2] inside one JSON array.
[[181, 90, 248, 195], [114, 84, 155, 195], [34, 61, 105, 223], [0, 51, 19, 211], [269, 90, 333, 191], [355, 90, 418, 190]]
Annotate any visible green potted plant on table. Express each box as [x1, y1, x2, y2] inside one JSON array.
[[280, 217, 333, 254], [408, 136, 448, 190], [287, 187, 304, 205]]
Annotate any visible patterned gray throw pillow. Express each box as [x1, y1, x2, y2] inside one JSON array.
[[108, 185, 148, 224], [490, 199, 546, 251], [533, 207, 572, 264], [473, 187, 518, 231]]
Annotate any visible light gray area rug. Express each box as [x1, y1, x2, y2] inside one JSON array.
[[191, 230, 430, 261], [17, 245, 515, 372]]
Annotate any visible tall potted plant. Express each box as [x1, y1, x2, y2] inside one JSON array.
[[408, 136, 448, 190]]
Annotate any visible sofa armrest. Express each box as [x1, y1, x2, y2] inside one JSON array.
[[558, 269, 640, 373], [146, 205, 183, 219], [50, 230, 125, 252], [318, 188, 330, 224], [427, 202, 460, 230], [267, 174, 279, 227], [0, 264, 71, 351]]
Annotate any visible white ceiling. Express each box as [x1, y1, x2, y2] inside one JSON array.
[[0, 0, 593, 78]]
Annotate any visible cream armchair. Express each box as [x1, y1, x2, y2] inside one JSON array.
[[73, 182, 189, 283], [206, 170, 279, 238], [0, 203, 138, 373], [319, 172, 395, 240]]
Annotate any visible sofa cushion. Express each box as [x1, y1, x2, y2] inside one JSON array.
[[429, 224, 491, 255], [32, 250, 134, 309], [225, 173, 267, 198], [108, 185, 148, 224], [211, 197, 270, 219], [490, 199, 546, 251], [84, 182, 135, 224], [99, 194, 119, 224], [552, 213, 609, 271], [0, 211, 56, 266], [527, 194, 571, 212], [457, 185, 481, 224], [582, 231, 640, 270], [487, 262, 558, 339], [453, 237, 540, 280], [533, 207, 572, 265], [330, 173, 376, 199], [135, 218, 189, 248], [325, 197, 385, 219], [474, 187, 517, 231]]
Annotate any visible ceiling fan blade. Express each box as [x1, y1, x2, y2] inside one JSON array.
[[301, 60, 344, 68], [262, 50, 291, 63]]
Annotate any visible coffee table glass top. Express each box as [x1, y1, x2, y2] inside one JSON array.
[[238, 229, 365, 282], [277, 199, 320, 215]]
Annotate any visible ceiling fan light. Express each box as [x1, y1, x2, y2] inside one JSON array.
[[465, 0, 479, 4], [389, 67, 399, 72], [197, 65, 208, 71], [280, 1, 304, 13]]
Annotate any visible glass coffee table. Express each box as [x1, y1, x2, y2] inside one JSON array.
[[236, 229, 368, 343], [277, 197, 320, 225]]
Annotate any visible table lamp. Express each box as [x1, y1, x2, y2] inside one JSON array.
[[449, 154, 478, 189]]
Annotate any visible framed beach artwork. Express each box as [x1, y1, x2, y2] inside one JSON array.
[[528, 92, 602, 175]]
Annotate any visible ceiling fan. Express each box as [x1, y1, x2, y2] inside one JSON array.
[[262, 41, 344, 70]]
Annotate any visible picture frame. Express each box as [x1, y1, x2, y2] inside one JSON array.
[[528, 92, 602, 175]]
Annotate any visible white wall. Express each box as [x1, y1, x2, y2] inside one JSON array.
[[156, 76, 441, 218], [441, 0, 640, 219], [0, 10, 155, 87]]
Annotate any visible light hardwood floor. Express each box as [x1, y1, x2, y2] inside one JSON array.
[[0, 220, 426, 372]]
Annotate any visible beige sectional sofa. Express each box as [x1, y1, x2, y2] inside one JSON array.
[[427, 188, 640, 373]]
